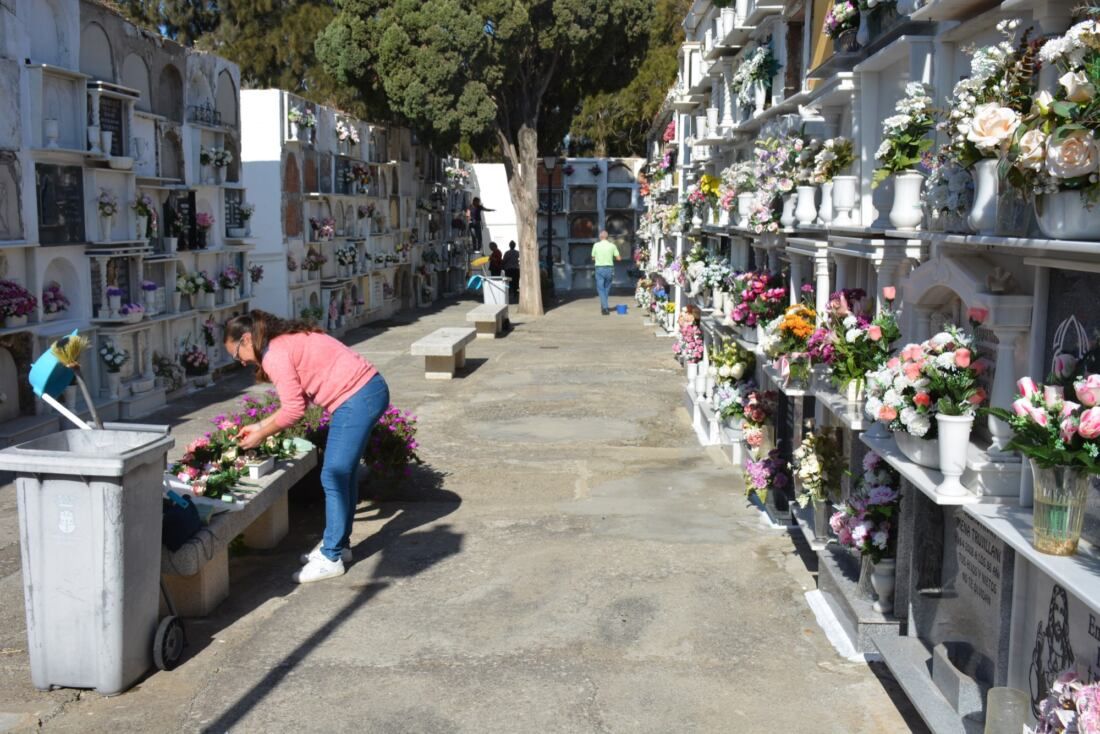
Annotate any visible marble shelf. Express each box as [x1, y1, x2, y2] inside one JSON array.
[[815, 385, 866, 432], [860, 433, 980, 506], [762, 361, 812, 398]]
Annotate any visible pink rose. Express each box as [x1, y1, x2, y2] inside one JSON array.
[[882, 286, 896, 301], [901, 344, 923, 362], [1012, 398, 1031, 417], [1025, 404, 1050, 427], [1078, 406, 1100, 439], [1062, 417, 1079, 444], [1062, 401, 1081, 417], [1074, 375, 1100, 407], [955, 348, 972, 369], [867, 325, 883, 342], [914, 392, 932, 408], [904, 363, 923, 381], [879, 405, 898, 422], [1054, 353, 1079, 380], [968, 388, 987, 406], [1018, 377, 1039, 398], [887, 357, 901, 370], [967, 307, 989, 325]]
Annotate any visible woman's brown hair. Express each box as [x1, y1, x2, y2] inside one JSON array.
[[223, 310, 321, 383]]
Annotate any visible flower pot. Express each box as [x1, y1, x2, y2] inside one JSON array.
[[935, 414, 973, 497], [87, 125, 101, 154], [108, 294, 121, 316], [712, 290, 726, 313], [164, 236, 177, 254], [795, 185, 818, 226], [1030, 460, 1090, 556], [195, 230, 208, 249], [836, 28, 860, 53], [831, 176, 858, 226], [143, 289, 158, 315], [894, 430, 940, 469], [99, 215, 112, 243], [686, 361, 699, 383], [741, 324, 758, 344], [1035, 190, 1100, 241], [5, 314, 28, 329], [694, 372, 707, 396], [246, 456, 275, 480], [889, 172, 924, 230], [200, 291, 215, 310], [818, 182, 834, 225], [737, 193, 754, 228], [780, 193, 797, 227], [856, 9, 871, 47], [44, 118, 60, 149], [968, 158, 999, 235], [135, 214, 147, 240], [99, 130, 113, 155], [289, 121, 299, 141], [812, 498, 832, 543], [214, 167, 225, 185], [172, 291, 182, 313], [844, 379, 865, 404], [105, 371, 121, 400], [752, 80, 767, 115], [871, 557, 896, 614]]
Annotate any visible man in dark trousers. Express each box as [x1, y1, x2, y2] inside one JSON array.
[[469, 197, 493, 251], [501, 240, 520, 301]]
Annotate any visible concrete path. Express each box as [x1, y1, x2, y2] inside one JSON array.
[[0, 295, 923, 733]]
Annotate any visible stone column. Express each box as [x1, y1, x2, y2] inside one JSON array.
[[988, 327, 1027, 456], [789, 258, 803, 307], [814, 249, 830, 323], [874, 255, 901, 314], [95, 256, 110, 319], [913, 305, 935, 343], [720, 60, 735, 132], [834, 255, 848, 292]]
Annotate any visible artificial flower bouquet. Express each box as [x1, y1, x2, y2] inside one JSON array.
[[793, 428, 845, 505], [219, 266, 242, 291], [864, 323, 988, 439], [96, 189, 119, 218], [42, 282, 69, 314], [741, 388, 778, 455], [744, 448, 791, 503], [829, 451, 901, 563], [709, 341, 755, 384], [181, 344, 209, 376], [0, 279, 37, 319], [808, 288, 901, 394], [761, 303, 817, 386], [732, 45, 779, 106], [823, 1, 858, 40], [712, 381, 750, 424], [288, 106, 316, 128], [673, 308, 704, 364], [249, 264, 264, 283], [1028, 670, 1100, 733], [813, 137, 855, 184], [99, 340, 129, 373], [336, 245, 358, 267], [304, 250, 328, 271], [729, 271, 786, 327], [872, 82, 936, 187]]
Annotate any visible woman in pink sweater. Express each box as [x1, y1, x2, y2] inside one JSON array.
[[223, 311, 390, 583]]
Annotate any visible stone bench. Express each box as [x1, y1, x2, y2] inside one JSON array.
[[466, 303, 509, 338], [410, 327, 477, 379], [161, 448, 318, 617]]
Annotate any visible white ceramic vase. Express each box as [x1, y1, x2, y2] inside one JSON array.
[[105, 371, 121, 400], [935, 414, 973, 497], [136, 215, 147, 240], [87, 125, 101, 154], [99, 215, 112, 243], [888, 171, 924, 230], [831, 176, 858, 226], [100, 130, 113, 155], [737, 193, 755, 227], [753, 80, 767, 115], [968, 158, 999, 235], [871, 558, 896, 614], [686, 361, 699, 383], [856, 9, 871, 47], [795, 185, 817, 226], [171, 291, 182, 313], [44, 119, 60, 149], [1035, 190, 1100, 241], [894, 430, 940, 469], [780, 193, 797, 227], [818, 181, 834, 224], [845, 379, 865, 404]]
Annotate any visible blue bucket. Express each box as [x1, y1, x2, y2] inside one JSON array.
[[28, 329, 79, 398], [615, 304, 628, 315]]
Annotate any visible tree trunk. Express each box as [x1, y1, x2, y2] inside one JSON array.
[[499, 123, 544, 316]]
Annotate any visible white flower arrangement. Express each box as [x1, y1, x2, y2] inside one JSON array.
[[99, 340, 129, 373], [812, 137, 854, 183], [336, 117, 360, 144], [731, 46, 778, 106], [872, 82, 935, 187]]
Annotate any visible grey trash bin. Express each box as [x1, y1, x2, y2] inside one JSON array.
[[0, 428, 174, 694]]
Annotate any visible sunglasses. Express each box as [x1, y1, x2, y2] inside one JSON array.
[[233, 336, 247, 363]]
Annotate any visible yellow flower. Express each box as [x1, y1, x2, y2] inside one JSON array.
[[699, 174, 721, 197]]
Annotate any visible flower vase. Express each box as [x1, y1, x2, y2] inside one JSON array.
[[99, 215, 112, 243], [836, 28, 860, 53], [968, 158, 999, 235], [1035, 190, 1100, 241], [201, 291, 215, 310], [894, 431, 940, 469], [935, 414, 973, 497], [686, 361, 699, 383], [195, 230, 208, 249], [108, 294, 121, 317], [752, 80, 767, 115], [100, 130, 113, 155], [5, 314, 27, 328], [780, 193, 797, 228], [831, 176, 858, 226], [214, 167, 225, 185], [812, 498, 831, 543], [143, 289, 157, 315], [888, 171, 924, 230], [704, 373, 716, 399], [712, 290, 726, 313], [740, 324, 758, 344], [818, 182, 835, 225], [87, 125, 101, 154], [136, 215, 148, 241], [289, 121, 299, 141], [694, 372, 707, 397], [856, 10, 871, 47], [795, 185, 817, 226], [1030, 460, 1089, 556], [737, 193, 754, 228], [44, 119, 60, 149], [844, 379, 864, 403], [172, 291, 182, 313], [164, 236, 177, 254], [870, 558, 896, 614], [105, 372, 121, 400]]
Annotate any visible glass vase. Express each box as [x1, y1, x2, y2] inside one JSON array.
[[1030, 460, 1089, 556]]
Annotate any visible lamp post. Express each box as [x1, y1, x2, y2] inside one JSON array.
[[543, 155, 557, 297]]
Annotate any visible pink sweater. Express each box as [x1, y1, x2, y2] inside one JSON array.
[[262, 332, 378, 429]]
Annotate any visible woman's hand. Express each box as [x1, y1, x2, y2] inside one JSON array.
[[237, 422, 266, 450]]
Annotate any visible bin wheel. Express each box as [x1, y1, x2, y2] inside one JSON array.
[[154, 616, 185, 671]]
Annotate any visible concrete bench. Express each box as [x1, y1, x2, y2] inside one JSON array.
[[411, 327, 477, 379], [161, 448, 318, 616], [466, 303, 509, 338]]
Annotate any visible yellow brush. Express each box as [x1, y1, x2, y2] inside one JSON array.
[[49, 334, 102, 429], [470, 255, 490, 268]]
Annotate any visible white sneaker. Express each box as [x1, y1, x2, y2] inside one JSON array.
[[292, 554, 345, 583], [299, 544, 352, 565]]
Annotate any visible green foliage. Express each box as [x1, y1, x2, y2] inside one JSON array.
[[121, 0, 219, 46], [985, 406, 1100, 473]]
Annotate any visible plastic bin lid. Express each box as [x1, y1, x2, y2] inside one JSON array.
[[27, 330, 79, 399], [0, 429, 175, 477]]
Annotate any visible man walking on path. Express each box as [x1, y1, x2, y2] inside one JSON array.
[[502, 241, 520, 302], [591, 230, 621, 315]]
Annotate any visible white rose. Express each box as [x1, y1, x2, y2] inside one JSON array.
[[707, 365, 718, 377], [1036, 90, 1055, 115], [1017, 129, 1046, 171], [966, 103, 1021, 151], [1047, 129, 1100, 179], [1060, 70, 1096, 103], [718, 364, 732, 378], [730, 363, 745, 380]]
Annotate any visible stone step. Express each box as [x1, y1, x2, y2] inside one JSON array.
[[791, 501, 828, 552], [874, 636, 980, 734], [816, 544, 901, 654]]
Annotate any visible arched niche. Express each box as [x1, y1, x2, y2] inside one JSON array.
[[607, 162, 635, 184], [29, 0, 67, 68], [570, 214, 596, 239], [79, 23, 113, 81], [159, 127, 182, 179], [570, 187, 597, 211], [606, 189, 632, 209], [284, 153, 301, 193], [187, 69, 213, 114], [605, 213, 633, 239], [121, 54, 152, 111], [308, 290, 319, 308], [156, 65, 184, 121], [42, 256, 80, 316], [215, 70, 237, 127]]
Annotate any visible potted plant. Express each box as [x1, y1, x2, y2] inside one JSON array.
[[163, 202, 180, 252], [219, 266, 242, 303], [131, 193, 156, 241], [181, 344, 210, 379], [140, 280, 159, 315], [872, 82, 936, 230], [0, 280, 37, 328], [987, 374, 1100, 556], [196, 271, 216, 309], [96, 188, 119, 242], [794, 428, 845, 542], [199, 146, 214, 183], [118, 302, 144, 324], [807, 287, 901, 402], [41, 282, 69, 321], [195, 212, 214, 248], [824, 1, 860, 52], [287, 106, 316, 142], [829, 450, 901, 612], [98, 340, 129, 399]]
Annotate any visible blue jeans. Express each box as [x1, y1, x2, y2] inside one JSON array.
[[595, 266, 614, 310], [320, 373, 390, 561]]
